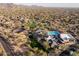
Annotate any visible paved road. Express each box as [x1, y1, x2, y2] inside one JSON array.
[[0, 36, 15, 56]]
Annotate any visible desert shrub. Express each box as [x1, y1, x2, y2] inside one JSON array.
[[28, 20, 36, 29]]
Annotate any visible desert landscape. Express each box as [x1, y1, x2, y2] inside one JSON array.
[[0, 3, 79, 56]]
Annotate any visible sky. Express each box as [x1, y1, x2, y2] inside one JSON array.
[[16, 3, 79, 7]]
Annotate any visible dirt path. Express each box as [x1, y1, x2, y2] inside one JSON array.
[[0, 36, 15, 56]]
